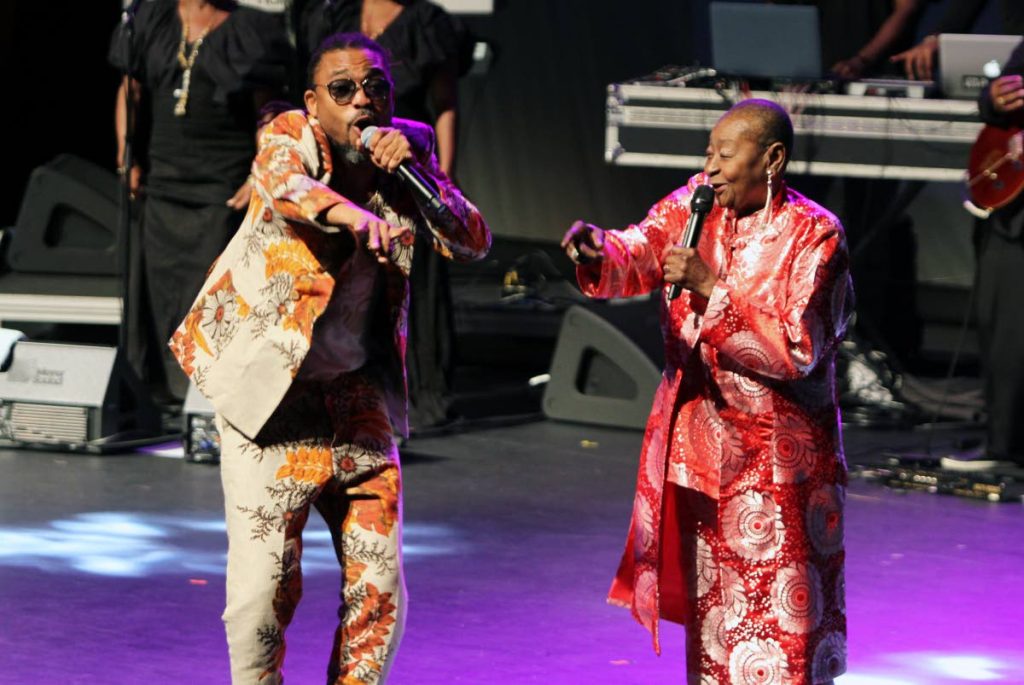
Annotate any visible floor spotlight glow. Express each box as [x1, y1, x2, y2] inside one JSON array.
[[923, 654, 1006, 681], [878, 652, 1019, 683], [838, 675, 915, 685], [51, 513, 168, 538], [0, 513, 466, 577]]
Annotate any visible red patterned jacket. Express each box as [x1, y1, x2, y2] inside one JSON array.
[[578, 173, 853, 662]]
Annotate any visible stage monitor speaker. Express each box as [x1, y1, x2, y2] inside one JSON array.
[[0, 341, 159, 451], [7, 154, 121, 276], [542, 305, 661, 430], [183, 382, 220, 464]]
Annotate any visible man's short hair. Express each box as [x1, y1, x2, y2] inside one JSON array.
[[307, 32, 392, 88], [726, 99, 794, 159]]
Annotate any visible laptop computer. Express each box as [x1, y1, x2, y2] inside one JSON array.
[[710, 2, 822, 81], [938, 33, 1023, 99]]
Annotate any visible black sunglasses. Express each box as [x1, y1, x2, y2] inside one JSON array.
[[315, 76, 392, 105]]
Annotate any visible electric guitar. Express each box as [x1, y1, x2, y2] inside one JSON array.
[[964, 124, 1024, 218]]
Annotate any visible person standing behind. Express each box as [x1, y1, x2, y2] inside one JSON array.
[[773, 0, 926, 366], [168, 32, 490, 683], [110, 0, 292, 402], [562, 100, 853, 683], [296, 0, 474, 431], [949, 40, 1024, 470], [891, 0, 1024, 80], [774, 0, 923, 80]]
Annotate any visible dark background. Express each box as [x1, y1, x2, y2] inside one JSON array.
[[0, 0, 1009, 371], [2, 0, 1004, 240]]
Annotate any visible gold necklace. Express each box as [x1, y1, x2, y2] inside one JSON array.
[[172, 13, 211, 117]]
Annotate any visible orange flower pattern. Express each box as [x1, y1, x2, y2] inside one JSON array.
[[341, 583, 398, 664], [584, 174, 853, 683], [350, 468, 400, 537], [169, 330, 196, 377], [274, 446, 333, 484], [181, 307, 209, 357], [198, 270, 248, 355]]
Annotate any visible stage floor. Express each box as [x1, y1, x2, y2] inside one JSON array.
[[0, 420, 1021, 684]]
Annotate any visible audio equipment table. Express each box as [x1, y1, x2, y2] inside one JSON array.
[[606, 82, 982, 181]]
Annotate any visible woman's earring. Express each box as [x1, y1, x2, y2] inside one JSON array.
[[763, 169, 774, 224]]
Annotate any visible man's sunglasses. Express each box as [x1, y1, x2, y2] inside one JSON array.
[[315, 76, 392, 105]]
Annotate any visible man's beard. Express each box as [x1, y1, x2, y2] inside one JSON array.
[[333, 141, 369, 166]]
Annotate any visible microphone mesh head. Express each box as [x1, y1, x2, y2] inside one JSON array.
[[359, 125, 379, 148], [691, 184, 715, 212]]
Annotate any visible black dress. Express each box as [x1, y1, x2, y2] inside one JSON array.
[[297, 0, 471, 120], [109, 0, 291, 400], [299, 0, 473, 430]]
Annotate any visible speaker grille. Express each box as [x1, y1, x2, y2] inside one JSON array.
[[6, 402, 90, 443]]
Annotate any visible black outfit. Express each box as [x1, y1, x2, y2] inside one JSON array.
[[109, 0, 290, 400], [975, 41, 1024, 465], [934, 0, 1024, 35], [778, 0, 918, 77], [298, 0, 472, 430], [297, 0, 471, 122], [785, 0, 923, 361]]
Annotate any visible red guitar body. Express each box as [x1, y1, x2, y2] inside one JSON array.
[[967, 125, 1024, 212]]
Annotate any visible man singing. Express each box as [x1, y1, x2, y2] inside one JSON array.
[[169, 32, 490, 684], [563, 99, 852, 684]]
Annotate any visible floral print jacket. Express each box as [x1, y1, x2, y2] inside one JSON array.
[[169, 110, 490, 439]]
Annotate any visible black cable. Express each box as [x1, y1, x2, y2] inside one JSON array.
[[921, 237, 983, 458]]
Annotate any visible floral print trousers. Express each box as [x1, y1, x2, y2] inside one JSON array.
[[217, 371, 405, 684]]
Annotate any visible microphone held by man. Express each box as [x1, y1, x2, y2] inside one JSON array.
[[361, 124, 456, 225]]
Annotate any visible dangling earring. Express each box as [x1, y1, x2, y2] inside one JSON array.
[[762, 168, 775, 225]]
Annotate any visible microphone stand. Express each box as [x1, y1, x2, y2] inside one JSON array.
[[116, 3, 138, 360], [111, 0, 163, 442]]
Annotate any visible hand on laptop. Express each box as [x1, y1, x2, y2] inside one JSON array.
[[891, 35, 938, 81], [831, 55, 869, 81], [990, 74, 1024, 114]]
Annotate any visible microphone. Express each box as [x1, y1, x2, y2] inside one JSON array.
[[360, 125, 455, 224], [667, 184, 715, 300]]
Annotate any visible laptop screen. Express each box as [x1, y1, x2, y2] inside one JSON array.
[[938, 33, 1023, 99], [710, 2, 822, 81]]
